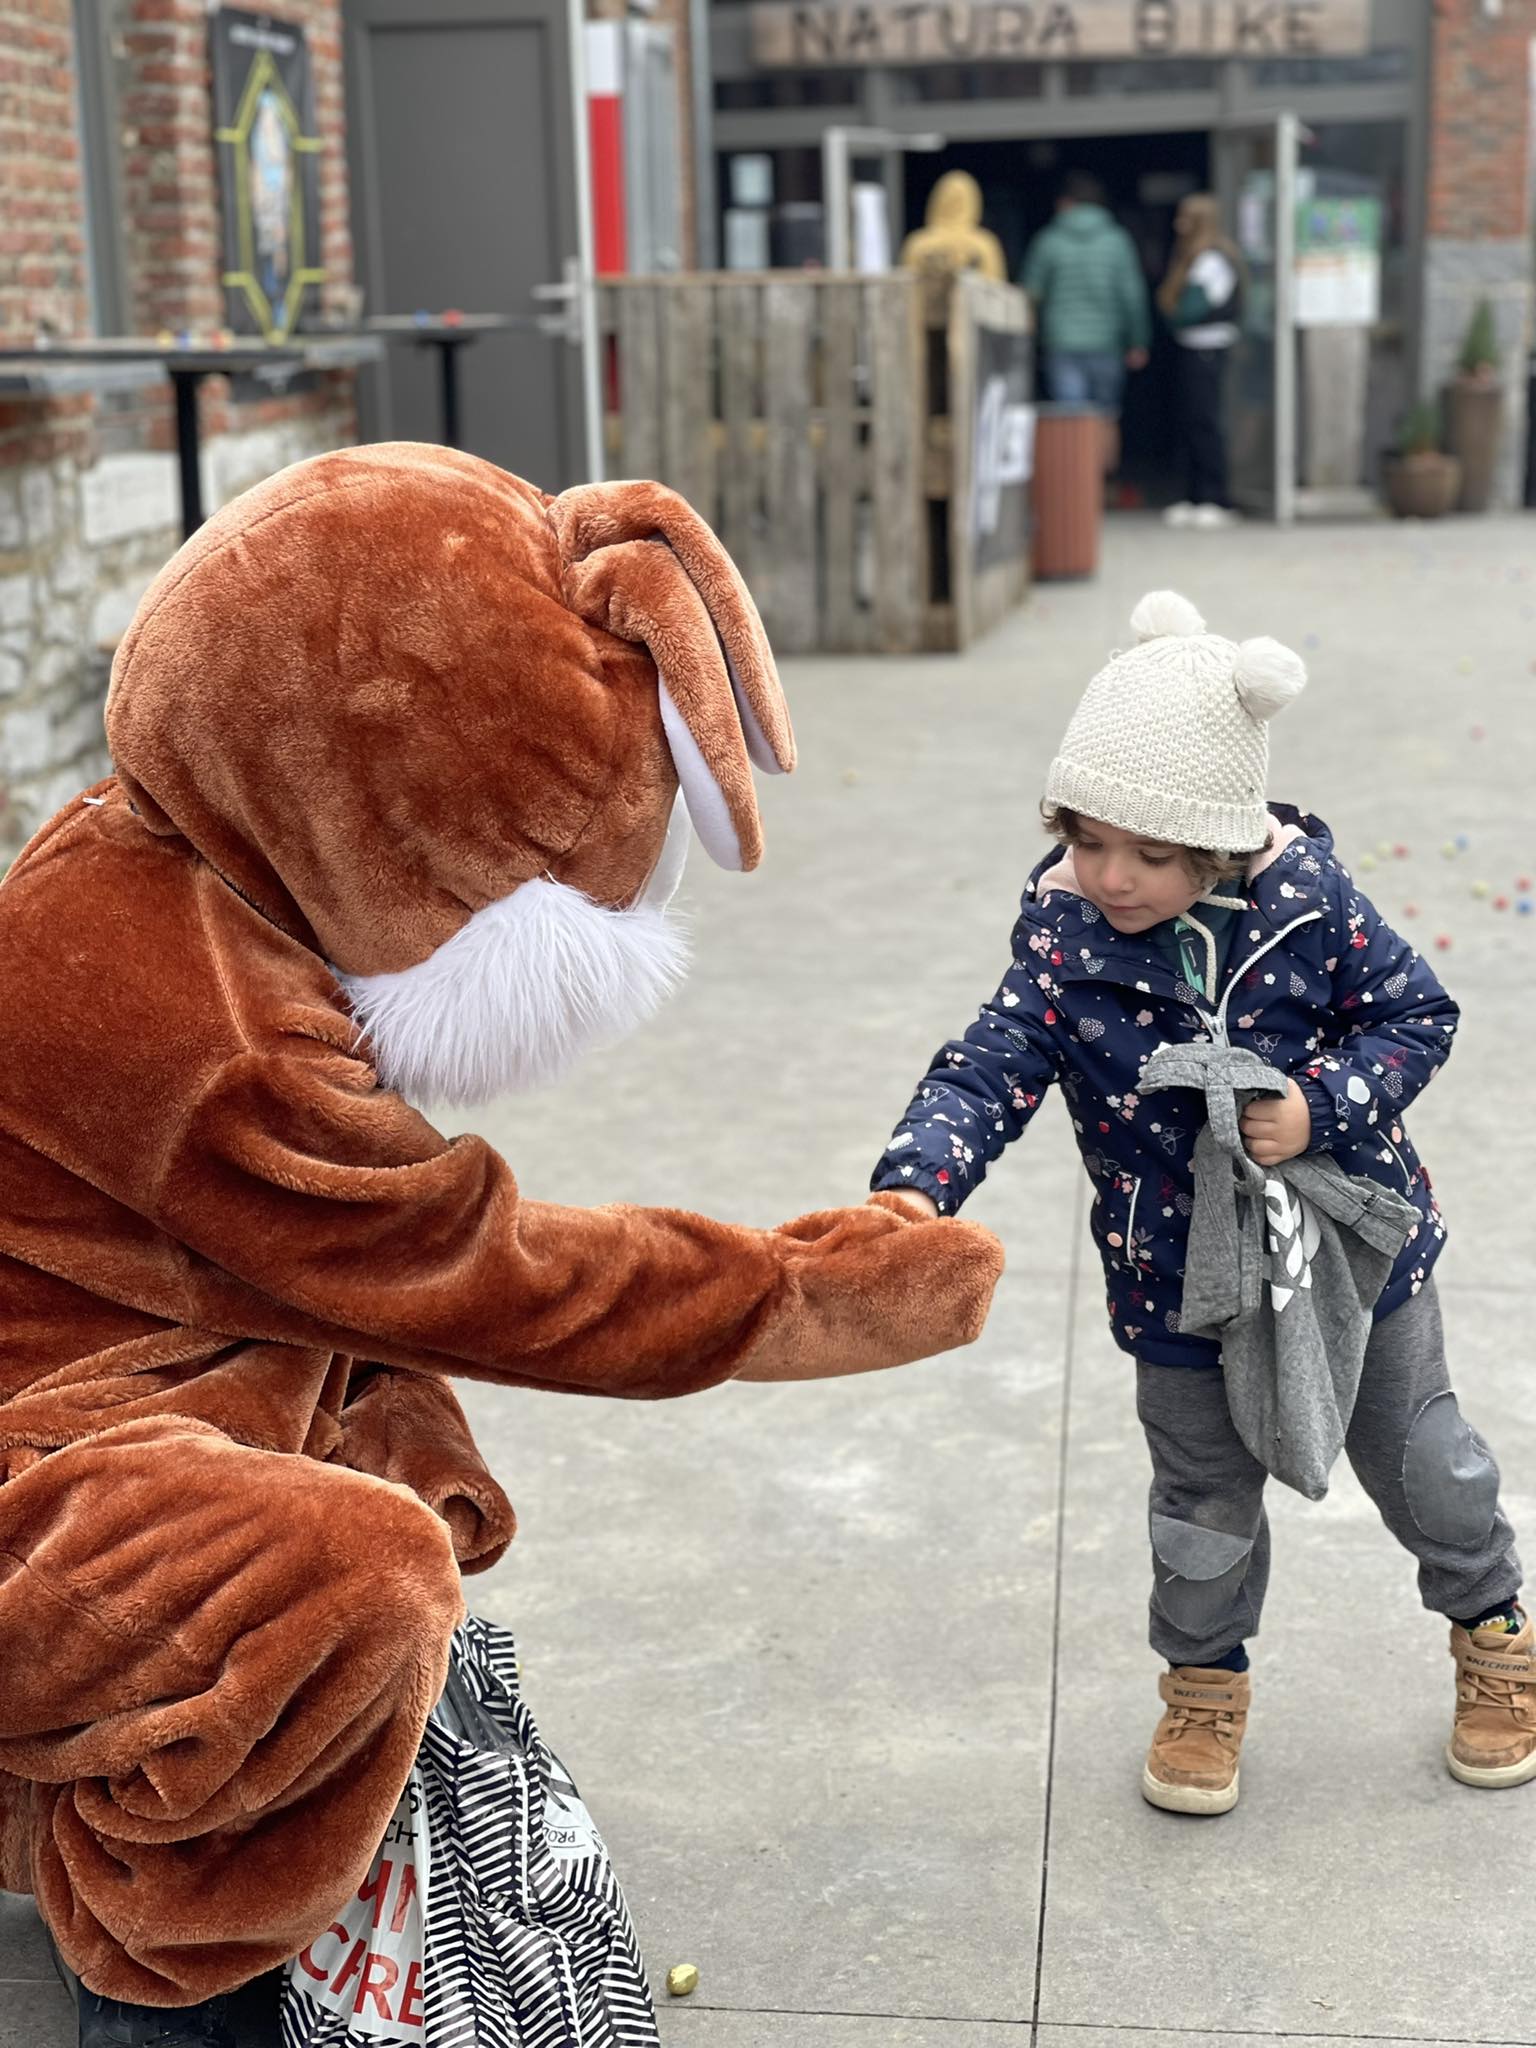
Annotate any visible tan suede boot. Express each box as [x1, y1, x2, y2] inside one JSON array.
[[1142, 1665, 1249, 1815], [1447, 1612, 1536, 1789]]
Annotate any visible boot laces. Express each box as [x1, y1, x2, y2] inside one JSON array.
[[1168, 1699, 1238, 1744], [1462, 1661, 1531, 1713]]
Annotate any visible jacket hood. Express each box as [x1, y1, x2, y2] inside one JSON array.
[[927, 170, 984, 231], [106, 444, 793, 983]]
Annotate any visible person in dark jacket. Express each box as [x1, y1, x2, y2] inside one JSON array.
[[872, 589, 1531, 1816], [1022, 171, 1151, 474]]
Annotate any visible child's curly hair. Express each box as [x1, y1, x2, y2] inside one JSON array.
[[1041, 803, 1261, 895]]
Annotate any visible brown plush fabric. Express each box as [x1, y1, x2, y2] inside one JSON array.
[[0, 1416, 463, 2003], [336, 1367, 516, 1576], [0, 444, 1003, 2003], [554, 478, 794, 872]]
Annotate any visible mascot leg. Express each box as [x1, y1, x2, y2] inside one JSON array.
[[0, 1414, 463, 2006]]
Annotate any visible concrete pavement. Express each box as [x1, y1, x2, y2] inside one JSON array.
[[4, 510, 1535, 2044]]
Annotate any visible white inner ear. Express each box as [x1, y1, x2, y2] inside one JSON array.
[[722, 642, 783, 775], [659, 681, 744, 871], [650, 533, 785, 778], [639, 790, 690, 910]]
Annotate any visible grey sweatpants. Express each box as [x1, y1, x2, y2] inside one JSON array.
[[1137, 1280, 1522, 1667]]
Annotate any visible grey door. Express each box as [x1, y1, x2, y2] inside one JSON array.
[[345, 0, 587, 489]]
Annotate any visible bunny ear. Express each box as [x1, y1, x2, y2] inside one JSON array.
[[552, 480, 794, 871]]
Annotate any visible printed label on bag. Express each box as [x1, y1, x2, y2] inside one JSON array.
[[287, 1772, 430, 2043], [544, 1758, 605, 1864]]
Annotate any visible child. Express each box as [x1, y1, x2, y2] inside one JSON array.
[[872, 590, 1530, 1815]]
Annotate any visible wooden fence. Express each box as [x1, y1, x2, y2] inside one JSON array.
[[597, 271, 1031, 655], [923, 271, 1033, 651]]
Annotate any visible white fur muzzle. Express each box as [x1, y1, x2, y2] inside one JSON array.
[[338, 875, 689, 1108]]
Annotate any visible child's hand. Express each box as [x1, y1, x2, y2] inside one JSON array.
[[1241, 1079, 1313, 1167], [874, 1189, 940, 1221]]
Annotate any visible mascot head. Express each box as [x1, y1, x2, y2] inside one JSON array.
[[105, 444, 794, 1108]]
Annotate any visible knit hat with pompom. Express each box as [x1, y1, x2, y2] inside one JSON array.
[[1043, 590, 1306, 854]]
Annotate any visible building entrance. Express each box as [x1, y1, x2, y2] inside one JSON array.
[[905, 130, 1211, 507]]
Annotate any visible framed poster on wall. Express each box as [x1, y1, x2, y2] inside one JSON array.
[[1294, 193, 1381, 328], [211, 8, 326, 340]]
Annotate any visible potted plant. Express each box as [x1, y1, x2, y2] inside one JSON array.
[[1384, 401, 1462, 519], [1445, 298, 1503, 512]]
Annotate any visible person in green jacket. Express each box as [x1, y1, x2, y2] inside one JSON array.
[[1022, 171, 1151, 472]]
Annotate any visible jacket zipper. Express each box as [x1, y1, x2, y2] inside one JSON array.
[[1124, 1176, 1142, 1267], [1049, 907, 1325, 1036], [1205, 910, 1325, 1045], [1376, 1126, 1413, 1192], [1198, 910, 1415, 1192]]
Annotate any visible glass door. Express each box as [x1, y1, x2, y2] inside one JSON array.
[[1215, 111, 1299, 525]]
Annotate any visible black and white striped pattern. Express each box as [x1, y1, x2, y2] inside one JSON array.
[[418, 1614, 659, 2048], [282, 1615, 659, 2048], [280, 1998, 421, 2048]]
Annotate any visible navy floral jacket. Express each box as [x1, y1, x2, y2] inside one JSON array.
[[871, 808, 1458, 1367]]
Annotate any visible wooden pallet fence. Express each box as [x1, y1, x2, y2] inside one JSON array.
[[919, 270, 1034, 650], [597, 271, 1031, 654], [599, 273, 924, 654]]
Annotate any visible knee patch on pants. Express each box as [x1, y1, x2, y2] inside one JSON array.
[[1150, 1514, 1256, 1636], [1402, 1391, 1500, 1548]]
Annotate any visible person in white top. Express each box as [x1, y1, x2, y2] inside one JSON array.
[[1157, 194, 1243, 530]]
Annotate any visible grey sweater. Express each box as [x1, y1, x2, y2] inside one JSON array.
[[1141, 1041, 1420, 1500]]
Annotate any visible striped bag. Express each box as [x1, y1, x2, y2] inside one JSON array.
[[282, 1613, 660, 2048]]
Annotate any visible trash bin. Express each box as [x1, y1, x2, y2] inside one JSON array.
[[1031, 403, 1104, 581]]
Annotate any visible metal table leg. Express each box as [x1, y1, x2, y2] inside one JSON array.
[[420, 335, 473, 449], [169, 367, 208, 541]]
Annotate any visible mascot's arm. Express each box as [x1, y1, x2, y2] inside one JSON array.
[[335, 1366, 516, 1572], [150, 1042, 1004, 1398]]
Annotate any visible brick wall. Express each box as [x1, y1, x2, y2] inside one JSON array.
[[0, 0, 92, 483], [0, 0, 355, 863], [1427, 0, 1536, 243], [1421, 0, 1536, 508], [0, 2, 88, 342]]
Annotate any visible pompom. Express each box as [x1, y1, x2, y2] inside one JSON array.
[[1130, 590, 1207, 642], [1234, 636, 1308, 721]]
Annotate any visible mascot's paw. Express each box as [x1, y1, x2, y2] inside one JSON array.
[[735, 1198, 1004, 1381]]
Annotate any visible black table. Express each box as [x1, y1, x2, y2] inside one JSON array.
[[364, 314, 524, 449], [0, 334, 384, 542]]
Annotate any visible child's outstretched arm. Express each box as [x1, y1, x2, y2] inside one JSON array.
[[1294, 856, 1461, 1155], [871, 922, 1060, 1215]]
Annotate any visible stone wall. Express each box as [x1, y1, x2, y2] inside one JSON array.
[[0, 0, 354, 867], [0, 402, 353, 856]]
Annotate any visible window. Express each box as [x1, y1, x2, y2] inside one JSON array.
[[715, 69, 861, 109], [898, 62, 1044, 101], [1064, 58, 1218, 95], [1248, 48, 1411, 87]]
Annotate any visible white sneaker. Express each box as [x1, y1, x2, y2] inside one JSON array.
[[1162, 502, 1196, 527], [1191, 504, 1240, 530]]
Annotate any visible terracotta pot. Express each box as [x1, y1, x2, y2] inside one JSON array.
[[1384, 451, 1463, 519], [1444, 375, 1503, 512]]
